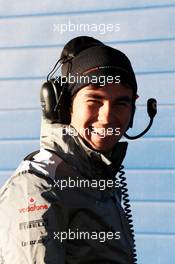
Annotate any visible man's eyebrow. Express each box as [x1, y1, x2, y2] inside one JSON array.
[[114, 96, 132, 102], [84, 94, 132, 102], [84, 94, 104, 100]]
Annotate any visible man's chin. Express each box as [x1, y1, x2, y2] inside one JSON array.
[[86, 140, 117, 154], [79, 133, 120, 153]]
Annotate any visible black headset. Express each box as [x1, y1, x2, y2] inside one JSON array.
[[40, 36, 104, 124], [40, 36, 157, 139]]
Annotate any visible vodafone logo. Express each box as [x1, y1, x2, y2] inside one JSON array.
[[18, 196, 48, 213], [19, 204, 48, 213], [28, 196, 36, 204]]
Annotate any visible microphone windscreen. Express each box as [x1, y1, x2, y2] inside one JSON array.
[[147, 98, 157, 118]]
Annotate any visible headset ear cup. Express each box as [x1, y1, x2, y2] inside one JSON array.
[[40, 79, 71, 124], [40, 80, 58, 121]]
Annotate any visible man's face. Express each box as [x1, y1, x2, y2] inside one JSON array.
[[70, 83, 133, 153]]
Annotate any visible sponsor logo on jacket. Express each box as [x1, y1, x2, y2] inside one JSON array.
[[21, 237, 44, 247], [18, 196, 48, 213], [28, 196, 36, 204], [18, 204, 48, 213], [19, 219, 48, 230]]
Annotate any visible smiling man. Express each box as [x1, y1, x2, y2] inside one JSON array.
[[71, 83, 133, 153], [0, 36, 138, 264]]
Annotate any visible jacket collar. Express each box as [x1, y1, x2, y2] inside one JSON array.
[[40, 119, 128, 181]]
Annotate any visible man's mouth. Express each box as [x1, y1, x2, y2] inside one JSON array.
[[89, 126, 107, 136]]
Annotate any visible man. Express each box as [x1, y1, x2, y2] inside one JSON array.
[[0, 36, 138, 263]]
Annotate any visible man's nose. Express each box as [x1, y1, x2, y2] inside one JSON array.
[[97, 102, 114, 124]]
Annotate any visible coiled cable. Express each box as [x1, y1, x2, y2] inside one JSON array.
[[118, 165, 137, 264]]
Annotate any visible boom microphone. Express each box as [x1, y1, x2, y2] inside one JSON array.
[[124, 98, 157, 140]]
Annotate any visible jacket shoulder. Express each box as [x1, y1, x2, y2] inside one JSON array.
[[0, 148, 64, 197], [15, 148, 63, 180]]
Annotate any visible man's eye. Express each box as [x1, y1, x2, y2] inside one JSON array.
[[87, 100, 101, 103], [118, 102, 127, 106], [116, 101, 131, 107]]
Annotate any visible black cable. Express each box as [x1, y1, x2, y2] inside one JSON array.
[[118, 165, 137, 264], [47, 56, 72, 81], [47, 58, 63, 81]]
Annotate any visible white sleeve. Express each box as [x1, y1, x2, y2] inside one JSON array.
[[0, 171, 65, 264]]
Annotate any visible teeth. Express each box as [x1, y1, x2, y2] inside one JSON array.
[[90, 126, 104, 135]]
